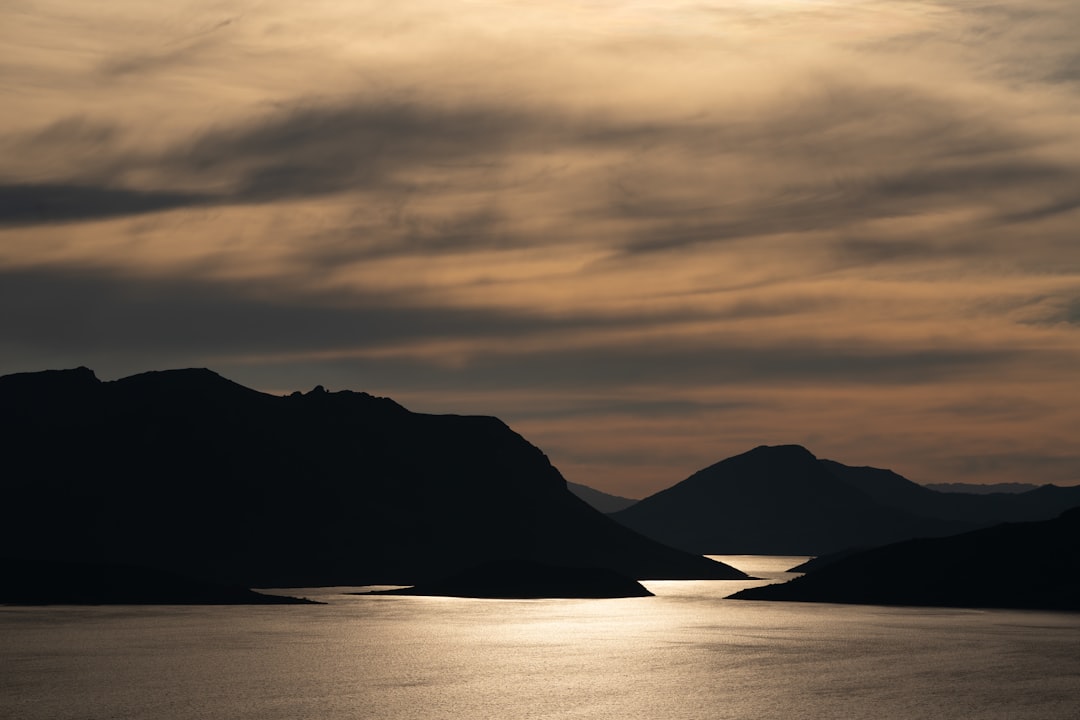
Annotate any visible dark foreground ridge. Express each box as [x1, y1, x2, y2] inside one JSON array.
[[728, 507, 1080, 611], [0, 558, 317, 605], [363, 560, 653, 599], [0, 367, 745, 590]]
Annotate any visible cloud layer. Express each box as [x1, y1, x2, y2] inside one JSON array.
[[3, 0, 1080, 494]]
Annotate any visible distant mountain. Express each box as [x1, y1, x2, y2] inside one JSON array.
[[610, 445, 957, 556], [729, 508, 1080, 611], [366, 560, 653, 598], [0, 367, 745, 588], [567, 481, 638, 513], [0, 558, 317, 605], [610, 445, 1080, 556], [924, 482, 1040, 494]]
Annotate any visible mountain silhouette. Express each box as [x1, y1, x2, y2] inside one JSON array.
[[0, 367, 746, 590], [610, 445, 1080, 556], [567, 481, 638, 513], [609, 445, 958, 556], [365, 559, 653, 598], [728, 508, 1080, 611]]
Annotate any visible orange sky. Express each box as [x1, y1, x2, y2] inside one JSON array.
[[3, 0, 1080, 496]]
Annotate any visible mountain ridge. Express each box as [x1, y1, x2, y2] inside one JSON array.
[[0, 367, 746, 589]]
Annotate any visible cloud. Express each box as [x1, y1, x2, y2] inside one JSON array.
[[932, 396, 1051, 423], [0, 261, 1036, 393], [0, 264, 541, 357], [1053, 297, 1080, 325], [0, 99, 573, 227], [0, 100, 561, 227], [26, 116, 119, 147], [296, 205, 516, 264], [1046, 52, 1080, 84], [829, 238, 973, 265], [941, 451, 1080, 486], [5, 74, 1073, 275], [505, 397, 756, 422], [97, 17, 237, 78], [997, 196, 1080, 225], [449, 343, 1027, 391], [169, 101, 540, 200], [606, 81, 1077, 256], [0, 183, 214, 226]]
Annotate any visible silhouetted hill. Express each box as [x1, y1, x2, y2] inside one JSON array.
[[729, 508, 1080, 611], [0, 367, 745, 588], [609, 445, 958, 556], [366, 560, 653, 598], [610, 445, 1080, 556], [0, 558, 316, 605], [567, 481, 638, 513]]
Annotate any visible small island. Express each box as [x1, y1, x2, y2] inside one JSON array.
[[361, 560, 654, 599]]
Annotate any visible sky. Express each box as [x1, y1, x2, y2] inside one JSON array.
[[3, 0, 1080, 497]]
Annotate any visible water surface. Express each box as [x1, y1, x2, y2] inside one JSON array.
[[2, 556, 1077, 719]]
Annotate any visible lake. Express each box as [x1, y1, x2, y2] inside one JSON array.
[[2, 556, 1078, 719]]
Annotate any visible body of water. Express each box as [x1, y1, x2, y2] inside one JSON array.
[[2, 556, 1078, 719]]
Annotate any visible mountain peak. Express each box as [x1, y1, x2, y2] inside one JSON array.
[[284, 384, 409, 414], [712, 444, 821, 475], [113, 367, 232, 385], [0, 366, 103, 413], [0, 365, 99, 388], [747, 444, 817, 459], [612, 442, 944, 555], [108, 368, 264, 400]]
